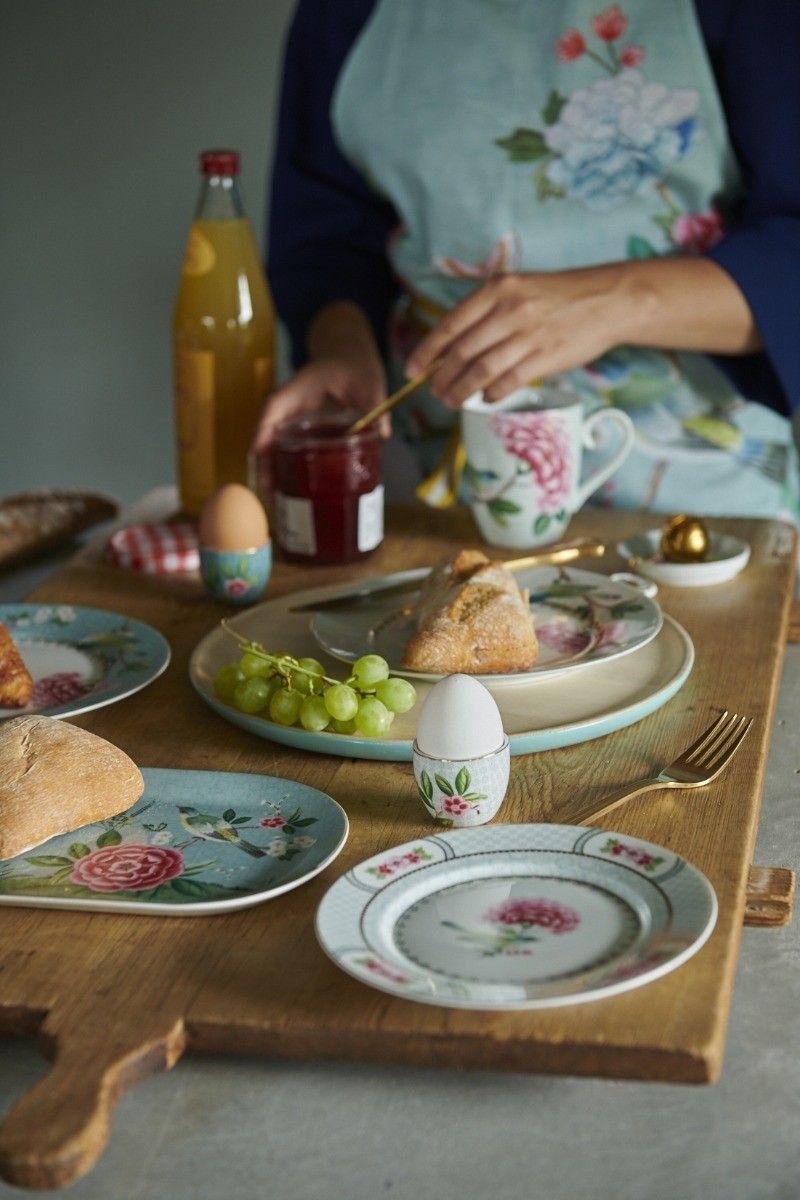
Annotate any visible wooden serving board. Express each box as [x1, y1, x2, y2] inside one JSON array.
[[0, 506, 796, 1190]]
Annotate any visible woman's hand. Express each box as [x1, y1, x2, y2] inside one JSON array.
[[406, 260, 759, 408], [251, 302, 388, 492]]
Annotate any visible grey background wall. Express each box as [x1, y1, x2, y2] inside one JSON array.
[[2, 0, 296, 506]]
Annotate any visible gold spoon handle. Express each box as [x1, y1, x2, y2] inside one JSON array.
[[505, 539, 605, 571], [348, 358, 444, 435]]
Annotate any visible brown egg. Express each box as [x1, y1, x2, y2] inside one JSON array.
[[198, 484, 269, 552], [660, 514, 709, 563]]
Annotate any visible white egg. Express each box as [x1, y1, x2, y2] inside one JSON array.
[[414, 674, 505, 760]]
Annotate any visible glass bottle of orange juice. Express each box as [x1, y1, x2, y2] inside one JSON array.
[[173, 149, 275, 516]]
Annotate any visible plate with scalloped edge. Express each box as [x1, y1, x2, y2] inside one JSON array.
[[316, 824, 717, 1010]]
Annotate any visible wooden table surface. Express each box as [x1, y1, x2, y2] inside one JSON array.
[[0, 505, 796, 1190]]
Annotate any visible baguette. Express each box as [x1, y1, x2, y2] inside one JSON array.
[[402, 550, 538, 675], [0, 715, 144, 859]]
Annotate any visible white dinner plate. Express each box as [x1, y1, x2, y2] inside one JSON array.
[[311, 565, 662, 684], [316, 825, 717, 1010]]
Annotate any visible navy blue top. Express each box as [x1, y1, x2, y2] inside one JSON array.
[[268, 0, 800, 416]]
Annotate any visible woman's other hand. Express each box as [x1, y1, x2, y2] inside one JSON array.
[[406, 260, 759, 408], [252, 302, 388, 492]]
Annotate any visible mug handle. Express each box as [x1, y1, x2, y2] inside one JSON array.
[[573, 407, 635, 509]]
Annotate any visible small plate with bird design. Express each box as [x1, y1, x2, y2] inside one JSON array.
[[0, 769, 349, 915]]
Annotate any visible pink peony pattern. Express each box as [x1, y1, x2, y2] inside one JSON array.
[[600, 838, 665, 872], [490, 413, 572, 514], [259, 815, 286, 829], [443, 796, 470, 816], [224, 578, 250, 599], [619, 44, 645, 66], [671, 208, 725, 254], [69, 844, 185, 892], [367, 848, 432, 879], [592, 4, 627, 41], [536, 619, 593, 656], [556, 29, 586, 62], [31, 672, 88, 708], [484, 897, 580, 934]]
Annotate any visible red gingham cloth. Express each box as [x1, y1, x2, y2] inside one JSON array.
[[106, 522, 200, 573]]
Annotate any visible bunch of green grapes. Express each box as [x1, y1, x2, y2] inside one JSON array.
[[214, 636, 416, 738]]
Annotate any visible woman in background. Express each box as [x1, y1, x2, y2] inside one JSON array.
[[254, 0, 800, 520]]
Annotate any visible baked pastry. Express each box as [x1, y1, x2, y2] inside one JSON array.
[[0, 621, 33, 708], [0, 490, 118, 570], [0, 715, 144, 859], [401, 549, 538, 675]]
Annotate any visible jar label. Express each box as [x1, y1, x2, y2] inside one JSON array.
[[358, 485, 384, 552], [275, 493, 316, 556]]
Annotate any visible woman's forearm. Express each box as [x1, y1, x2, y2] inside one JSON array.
[[307, 300, 383, 366], [607, 256, 762, 356]]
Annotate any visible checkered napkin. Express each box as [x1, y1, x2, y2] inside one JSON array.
[[106, 522, 200, 573]]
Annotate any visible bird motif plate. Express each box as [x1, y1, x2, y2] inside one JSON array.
[[0, 769, 349, 915], [0, 604, 170, 719], [316, 825, 717, 1010], [310, 566, 662, 684]]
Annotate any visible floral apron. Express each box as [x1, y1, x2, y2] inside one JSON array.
[[332, 0, 800, 520]]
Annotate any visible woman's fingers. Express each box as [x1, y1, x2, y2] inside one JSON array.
[[433, 333, 537, 408], [406, 284, 500, 374]]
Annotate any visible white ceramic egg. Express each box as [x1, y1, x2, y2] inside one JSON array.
[[414, 674, 505, 760]]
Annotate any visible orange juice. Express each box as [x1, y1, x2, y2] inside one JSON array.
[[173, 151, 275, 516]]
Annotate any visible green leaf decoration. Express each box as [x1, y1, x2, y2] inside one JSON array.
[[223, 808, 236, 821], [26, 855, 74, 868], [222, 561, 236, 579], [556, 509, 567, 521], [283, 826, 295, 835], [170, 877, 212, 898], [605, 373, 676, 410], [495, 127, 549, 162], [534, 514, 551, 535], [455, 767, 471, 794], [626, 234, 658, 260], [418, 788, 436, 814], [96, 829, 122, 848], [49, 866, 76, 883], [238, 558, 250, 575], [487, 497, 522, 528], [231, 816, 250, 825], [434, 774, 454, 797], [293, 817, 318, 827], [533, 161, 563, 201], [68, 843, 91, 859], [420, 771, 434, 802], [463, 792, 487, 802], [542, 89, 567, 125]]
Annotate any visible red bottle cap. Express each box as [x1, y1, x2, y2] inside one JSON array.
[[199, 149, 240, 176]]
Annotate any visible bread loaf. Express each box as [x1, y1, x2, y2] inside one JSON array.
[[402, 550, 539, 675], [0, 490, 118, 570], [0, 715, 144, 859], [0, 622, 33, 708]]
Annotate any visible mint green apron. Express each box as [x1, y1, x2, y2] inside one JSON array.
[[332, 0, 799, 520]]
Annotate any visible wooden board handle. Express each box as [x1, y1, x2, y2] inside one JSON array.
[[0, 1014, 185, 1190], [788, 597, 800, 644], [744, 864, 795, 928]]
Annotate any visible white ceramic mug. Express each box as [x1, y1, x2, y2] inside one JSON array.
[[461, 384, 635, 549]]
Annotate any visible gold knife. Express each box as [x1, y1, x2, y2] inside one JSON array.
[[288, 538, 605, 613]]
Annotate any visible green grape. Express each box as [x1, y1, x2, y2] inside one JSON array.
[[215, 663, 245, 701], [269, 688, 303, 726], [331, 717, 357, 735], [239, 652, 273, 679], [291, 657, 326, 695], [375, 677, 417, 714], [353, 654, 390, 689], [323, 683, 359, 721], [233, 677, 273, 714], [299, 695, 331, 732], [355, 696, 392, 737]]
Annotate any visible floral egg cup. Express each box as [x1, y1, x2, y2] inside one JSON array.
[[200, 544, 272, 605], [412, 740, 510, 827]]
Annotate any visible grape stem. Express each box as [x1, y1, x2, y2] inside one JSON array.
[[222, 621, 341, 687]]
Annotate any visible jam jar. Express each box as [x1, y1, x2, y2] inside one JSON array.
[[271, 412, 383, 565]]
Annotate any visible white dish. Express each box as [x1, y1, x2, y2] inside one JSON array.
[[316, 824, 717, 1010], [311, 565, 663, 684], [617, 531, 750, 588]]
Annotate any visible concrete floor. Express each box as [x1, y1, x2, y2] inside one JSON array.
[[1, 561, 799, 1200]]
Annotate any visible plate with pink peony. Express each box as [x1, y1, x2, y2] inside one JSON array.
[[0, 769, 348, 915], [0, 604, 170, 720], [316, 824, 717, 1010], [311, 565, 663, 685]]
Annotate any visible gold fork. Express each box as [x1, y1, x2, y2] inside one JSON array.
[[573, 710, 753, 826]]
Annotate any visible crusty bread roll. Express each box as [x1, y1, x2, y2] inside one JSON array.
[[0, 715, 144, 859], [402, 549, 539, 675], [0, 622, 33, 708]]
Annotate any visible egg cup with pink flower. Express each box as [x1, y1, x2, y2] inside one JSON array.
[[412, 675, 511, 828], [198, 484, 271, 605]]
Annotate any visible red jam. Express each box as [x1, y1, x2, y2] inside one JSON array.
[[271, 413, 383, 565]]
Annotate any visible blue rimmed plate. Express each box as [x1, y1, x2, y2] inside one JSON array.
[[0, 604, 170, 720], [0, 768, 348, 915], [316, 824, 717, 1010]]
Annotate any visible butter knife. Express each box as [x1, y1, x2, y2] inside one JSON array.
[[288, 538, 605, 613]]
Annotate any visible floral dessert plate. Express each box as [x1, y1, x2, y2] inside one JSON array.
[[0, 769, 348, 915], [316, 825, 717, 1010], [310, 566, 662, 684], [0, 604, 170, 720], [617, 530, 751, 588]]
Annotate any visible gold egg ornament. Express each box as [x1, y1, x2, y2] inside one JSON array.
[[660, 515, 710, 563]]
